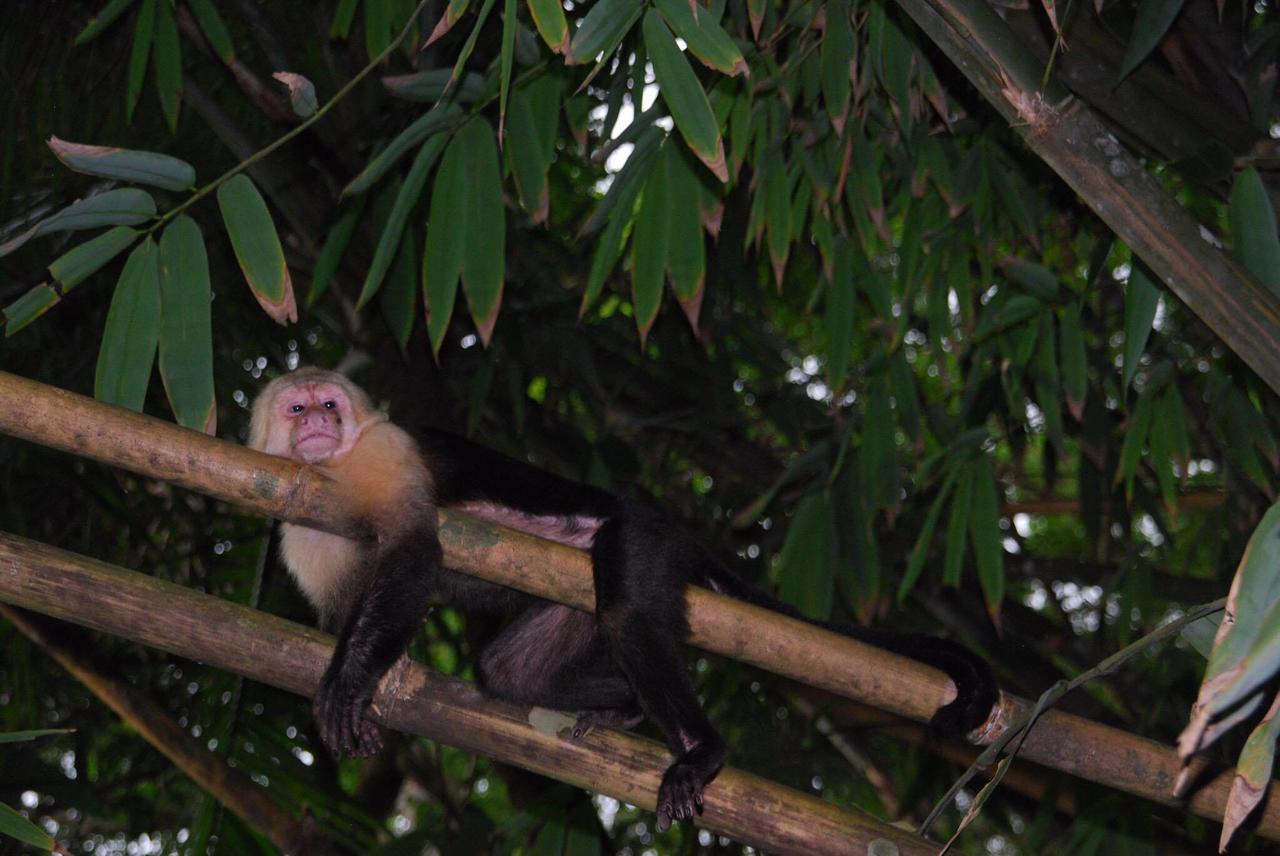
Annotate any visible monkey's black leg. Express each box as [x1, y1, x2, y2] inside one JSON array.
[[591, 516, 727, 831], [315, 523, 441, 758]]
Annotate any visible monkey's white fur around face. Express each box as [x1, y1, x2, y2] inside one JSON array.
[[248, 368, 434, 628]]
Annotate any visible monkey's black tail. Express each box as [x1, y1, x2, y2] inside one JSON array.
[[701, 563, 997, 737]]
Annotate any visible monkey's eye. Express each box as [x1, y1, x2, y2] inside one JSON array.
[[323, 400, 337, 410], [289, 404, 305, 414]]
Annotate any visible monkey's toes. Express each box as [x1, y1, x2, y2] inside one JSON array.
[[656, 764, 705, 831]]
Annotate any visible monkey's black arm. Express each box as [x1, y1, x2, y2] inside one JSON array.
[[313, 520, 443, 757]]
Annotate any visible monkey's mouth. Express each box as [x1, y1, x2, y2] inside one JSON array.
[[296, 431, 339, 449]]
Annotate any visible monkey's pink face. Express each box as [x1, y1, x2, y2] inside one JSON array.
[[271, 382, 358, 464]]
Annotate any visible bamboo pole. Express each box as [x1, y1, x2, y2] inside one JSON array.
[[0, 605, 326, 854], [0, 370, 1275, 839], [893, 0, 1280, 398], [0, 531, 937, 856]]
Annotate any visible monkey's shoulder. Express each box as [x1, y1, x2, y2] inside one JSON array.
[[324, 420, 434, 517]]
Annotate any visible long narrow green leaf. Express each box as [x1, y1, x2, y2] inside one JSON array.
[[424, 132, 468, 356], [0, 189, 156, 257], [96, 238, 160, 412], [1116, 389, 1155, 499], [665, 144, 706, 330], [1059, 300, 1087, 421], [969, 456, 1005, 618], [643, 9, 727, 182], [157, 217, 215, 433], [330, 0, 360, 38], [499, 0, 517, 139], [631, 142, 671, 342], [357, 134, 447, 309], [777, 492, 837, 621], [344, 102, 461, 196], [1229, 166, 1280, 298], [943, 464, 974, 586], [383, 69, 486, 102], [48, 137, 195, 191], [568, 0, 642, 64], [820, 0, 852, 134], [506, 87, 551, 223], [152, 0, 182, 131], [1121, 260, 1161, 392], [449, 0, 498, 93], [0, 802, 55, 851], [427, 0, 472, 44], [459, 119, 505, 344], [899, 470, 958, 603], [126, 0, 156, 123], [188, 0, 235, 63], [0, 729, 74, 744], [310, 197, 367, 307], [48, 226, 139, 288], [217, 175, 297, 324], [75, 0, 138, 44], [825, 241, 854, 389], [1119, 0, 1187, 81], [525, 0, 569, 53], [2, 285, 60, 336], [381, 229, 418, 350], [654, 0, 747, 77], [364, 0, 392, 61]]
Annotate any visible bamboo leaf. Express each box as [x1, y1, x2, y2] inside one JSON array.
[[330, 0, 360, 38], [427, 0, 472, 45], [654, 0, 748, 78], [825, 241, 854, 390], [1122, 260, 1161, 392], [525, 0, 569, 53], [272, 72, 318, 118], [1059, 300, 1087, 421], [188, 0, 235, 63], [969, 456, 1005, 618], [459, 119, 505, 345], [309, 197, 367, 307], [126, 0, 156, 123], [157, 216, 216, 433], [424, 133, 468, 356], [1221, 693, 1280, 852], [0, 189, 156, 257], [777, 492, 836, 621], [943, 464, 974, 586], [382, 68, 486, 102], [364, 0, 392, 61], [1119, 0, 1187, 81], [499, 0, 517, 139], [2, 285, 60, 337], [152, 0, 182, 131], [217, 175, 297, 325], [344, 102, 461, 196], [1229, 166, 1280, 299], [381, 229, 418, 351], [664, 144, 706, 330], [820, 0, 852, 134], [506, 86, 551, 223], [1115, 389, 1155, 499], [75, 0, 138, 44], [448, 0, 498, 93], [0, 729, 74, 744], [48, 136, 196, 191], [631, 142, 672, 343], [357, 134, 447, 309], [899, 470, 957, 603], [95, 238, 160, 412], [568, 0, 642, 64], [643, 9, 727, 181], [48, 226, 139, 288], [0, 803, 55, 851]]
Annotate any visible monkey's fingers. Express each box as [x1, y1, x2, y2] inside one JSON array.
[[655, 763, 705, 831]]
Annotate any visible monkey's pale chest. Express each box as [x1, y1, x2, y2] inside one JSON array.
[[278, 523, 360, 619]]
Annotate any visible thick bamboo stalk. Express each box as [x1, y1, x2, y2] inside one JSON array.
[[0, 605, 325, 853], [0, 370, 1275, 839], [894, 0, 1280, 397], [0, 531, 937, 856]]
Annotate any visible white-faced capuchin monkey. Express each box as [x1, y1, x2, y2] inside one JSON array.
[[249, 367, 997, 831]]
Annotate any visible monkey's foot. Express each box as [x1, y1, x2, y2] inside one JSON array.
[[655, 763, 706, 831], [313, 682, 382, 758], [571, 706, 644, 739]]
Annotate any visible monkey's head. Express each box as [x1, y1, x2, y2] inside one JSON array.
[[249, 368, 386, 465]]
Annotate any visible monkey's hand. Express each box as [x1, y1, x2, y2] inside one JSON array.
[[314, 666, 384, 758], [655, 763, 706, 832]]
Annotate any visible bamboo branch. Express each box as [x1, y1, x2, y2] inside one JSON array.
[[895, 0, 1280, 397], [0, 605, 326, 853], [0, 370, 1276, 840], [0, 531, 937, 856]]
